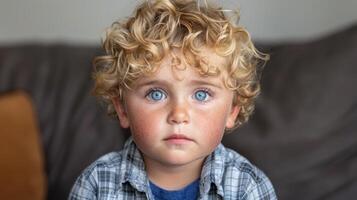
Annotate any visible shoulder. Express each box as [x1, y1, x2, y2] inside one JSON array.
[[222, 147, 264, 183], [219, 146, 277, 199], [79, 151, 123, 179], [68, 151, 124, 199], [90, 151, 123, 169]]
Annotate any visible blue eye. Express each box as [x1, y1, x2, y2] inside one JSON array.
[[147, 89, 166, 101], [194, 90, 209, 101]]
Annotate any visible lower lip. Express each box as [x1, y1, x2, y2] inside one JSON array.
[[164, 138, 192, 145]]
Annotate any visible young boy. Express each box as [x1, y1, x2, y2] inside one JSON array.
[[69, 0, 276, 199]]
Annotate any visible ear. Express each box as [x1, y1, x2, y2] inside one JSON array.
[[225, 105, 240, 129], [111, 97, 130, 128]]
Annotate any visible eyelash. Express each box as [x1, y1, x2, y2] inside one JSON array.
[[194, 88, 213, 98], [145, 87, 167, 101]]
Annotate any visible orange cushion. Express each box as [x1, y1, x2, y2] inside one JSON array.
[[0, 91, 46, 200]]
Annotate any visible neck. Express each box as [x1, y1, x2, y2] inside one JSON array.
[[144, 157, 205, 190]]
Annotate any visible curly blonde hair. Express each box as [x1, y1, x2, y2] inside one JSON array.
[[93, 0, 269, 129]]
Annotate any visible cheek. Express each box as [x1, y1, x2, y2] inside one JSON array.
[[128, 112, 158, 151], [195, 106, 229, 145], [126, 103, 164, 141]]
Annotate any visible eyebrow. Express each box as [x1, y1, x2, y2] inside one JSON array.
[[135, 80, 170, 88], [189, 79, 223, 89], [135, 79, 223, 89]]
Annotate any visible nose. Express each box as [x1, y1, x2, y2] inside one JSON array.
[[167, 100, 190, 125]]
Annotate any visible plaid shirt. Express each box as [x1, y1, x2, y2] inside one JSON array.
[[69, 137, 276, 199]]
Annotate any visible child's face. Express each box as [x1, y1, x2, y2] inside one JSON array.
[[112, 48, 240, 169]]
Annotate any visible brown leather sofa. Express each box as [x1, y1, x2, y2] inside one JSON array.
[[0, 23, 356, 200]]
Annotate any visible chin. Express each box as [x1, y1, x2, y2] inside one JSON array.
[[166, 154, 206, 166]]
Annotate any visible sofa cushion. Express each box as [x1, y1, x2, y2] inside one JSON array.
[[0, 91, 46, 200], [223, 24, 357, 200]]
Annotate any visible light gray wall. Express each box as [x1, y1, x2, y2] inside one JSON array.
[[1, 0, 356, 44]]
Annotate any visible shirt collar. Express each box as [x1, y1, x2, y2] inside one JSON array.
[[118, 137, 150, 193], [200, 143, 226, 197]]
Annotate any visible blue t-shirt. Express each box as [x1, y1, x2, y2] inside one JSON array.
[[149, 179, 199, 200]]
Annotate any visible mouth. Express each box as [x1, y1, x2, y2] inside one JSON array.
[[163, 134, 193, 144]]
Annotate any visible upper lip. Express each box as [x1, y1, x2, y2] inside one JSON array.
[[164, 134, 192, 141]]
